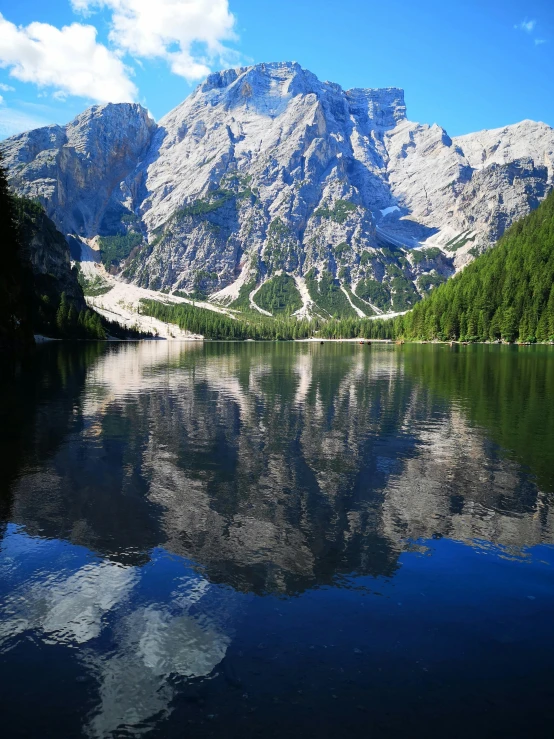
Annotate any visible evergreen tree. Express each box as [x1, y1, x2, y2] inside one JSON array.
[[56, 292, 69, 336], [396, 189, 554, 342]]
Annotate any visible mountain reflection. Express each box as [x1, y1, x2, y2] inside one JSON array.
[[2, 342, 553, 594], [1, 342, 554, 738]]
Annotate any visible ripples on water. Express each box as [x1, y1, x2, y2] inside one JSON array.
[[1, 342, 553, 738]]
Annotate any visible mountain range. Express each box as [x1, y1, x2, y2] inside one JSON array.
[[3, 61, 554, 319]]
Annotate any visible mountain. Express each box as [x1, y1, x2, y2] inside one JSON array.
[[397, 189, 554, 342], [1, 152, 107, 346], [3, 61, 554, 319], [0, 155, 33, 351], [16, 198, 108, 340]]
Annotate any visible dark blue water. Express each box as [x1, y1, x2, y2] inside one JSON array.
[[1, 341, 553, 738]]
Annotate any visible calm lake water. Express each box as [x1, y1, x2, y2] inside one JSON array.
[[1, 341, 554, 738]]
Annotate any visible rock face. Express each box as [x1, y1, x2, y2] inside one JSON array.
[[4, 104, 156, 238], [18, 200, 86, 313], [3, 62, 554, 317]]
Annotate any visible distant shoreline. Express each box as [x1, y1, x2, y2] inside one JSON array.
[[32, 334, 554, 346]]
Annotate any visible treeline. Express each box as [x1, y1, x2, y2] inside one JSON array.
[[140, 299, 314, 339], [319, 317, 396, 340], [38, 292, 155, 340], [396, 190, 554, 342], [48, 291, 106, 339], [139, 299, 397, 340]]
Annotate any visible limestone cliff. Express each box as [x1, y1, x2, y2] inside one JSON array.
[[4, 62, 553, 318]]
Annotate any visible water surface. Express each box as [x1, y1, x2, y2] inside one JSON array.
[[1, 342, 554, 738]]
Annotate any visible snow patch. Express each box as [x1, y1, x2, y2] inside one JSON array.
[[380, 205, 400, 217]]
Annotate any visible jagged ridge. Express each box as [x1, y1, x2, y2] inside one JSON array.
[[3, 61, 554, 319]]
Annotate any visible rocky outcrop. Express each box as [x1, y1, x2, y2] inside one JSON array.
[[3, 103, 156, 238], [3, 62, 554, 316], [18, 200, 86, 313], [0, 161, 33, 352]]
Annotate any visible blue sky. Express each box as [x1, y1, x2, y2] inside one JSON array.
[[0, 0, 552, 139]]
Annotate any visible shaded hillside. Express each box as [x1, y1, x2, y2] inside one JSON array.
[[14, 198, 105, 340], [397, 189, 554, 342], [0, 154, 33, 351]]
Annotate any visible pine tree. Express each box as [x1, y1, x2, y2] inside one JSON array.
[[398, 190, 554, 343], [56, 292, 68, 336]]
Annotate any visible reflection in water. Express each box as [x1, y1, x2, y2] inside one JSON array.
[[1, 342, 554, 738]]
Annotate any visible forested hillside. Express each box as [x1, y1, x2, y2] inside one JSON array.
[[1, 154, 112, 347], [0, 154, 33, 350], [396, 189, 554, 342], [139, 300, 396, 341], [15, 198, 106, 340]]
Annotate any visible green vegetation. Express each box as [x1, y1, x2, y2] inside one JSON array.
[[313, 200, 357, 224], [444, 230, 477, 252], [334, 241, 350, 258], [139, 298, 395, 341], [263, 218, 299, 272], [229, 277, 258, 310], [253, 274, 302, 316], [342, 284, 374, 317], [355, 278, 391, 310], [173, 180, 256, 221], [75, 263, 112, 296], [7, 191, 147, 342], [120, 213, 139, 224], [305, 269, 357, 318], [360, 250, 373, 266], [51, 292, 152, 340], [140, 299, 314, 340], [389, 272, 420, 310], [175, 188, 234, 218], [410, 247, 442, 265], [319, 317, 395, 340], [98, 232, 143, 270], [396, 190, 554, 342], [417, 272, 447, 292], [52, 291, 106, 339], [403, 344, 554, 493]]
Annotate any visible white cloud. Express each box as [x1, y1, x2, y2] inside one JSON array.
[[514, 19, 536, 33], [0, 81, 14, 91], [534, 38, 547, 45], [0, 13, 137, 103], [71, 0, 237, 82]]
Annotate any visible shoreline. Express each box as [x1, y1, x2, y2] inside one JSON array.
[[32, 334, 554, 346]]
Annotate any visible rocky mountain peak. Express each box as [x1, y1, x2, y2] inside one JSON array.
[[3, 63, 554, 319], [192, 61, 406, 131], [346, 87, 406, 130]]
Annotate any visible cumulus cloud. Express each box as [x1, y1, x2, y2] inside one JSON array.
[[514, 19, 536, 33], [0, 13, 137, 103], [71, 0, 237, 81], [0, 81, 14, 91]]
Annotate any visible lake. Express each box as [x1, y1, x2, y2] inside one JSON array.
[[1, 341, 553, 738]]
